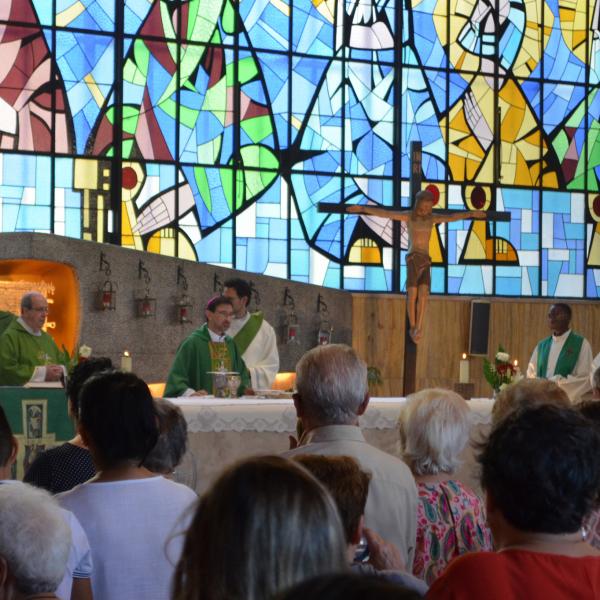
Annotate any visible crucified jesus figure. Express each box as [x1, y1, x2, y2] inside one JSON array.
[[349, 189, 486, 343]]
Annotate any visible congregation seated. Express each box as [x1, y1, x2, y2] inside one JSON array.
[[279, 573, 422, 600], [24, 357, 113, 494], [427, 405, 600, 599], [0, 406, 92, 600], [399, 389, 492, 585], [0, 482, 71, 600], [172, 455, 348, 600], [57, 371, 197, 600], [143, 398, 188, 476], [491, 377, 570, 427], [294, 454, 428, 596]]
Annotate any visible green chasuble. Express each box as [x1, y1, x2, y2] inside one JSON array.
[[536, 331, 584, 378], [0, 320, 63, 386], [164, 324, 251, 397]]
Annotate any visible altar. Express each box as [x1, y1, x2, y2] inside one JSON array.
[[0, 387, 74, 480], [171, 397, 494, 495]]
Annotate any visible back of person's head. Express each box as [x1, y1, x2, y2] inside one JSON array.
[[491, 378, 570, 427], [143, 399, 188, 474], [0, 406, 14, 468], [295, 344, 367, 425], [578, 399, 600, 424], [0, 482, 70, 596], [293, 455, 370, 544], [277, 573, 422, 600], [399, 388, 469, 476], [78, 371, 159, 468], [480, 404, 600, 534], [173, 455, 348, 600], [66, 357, 114, 417]]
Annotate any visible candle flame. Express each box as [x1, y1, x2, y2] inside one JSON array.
[[462, 353, 467, 360], [124, 351, 130, 357], [513, 359, 518, 367]]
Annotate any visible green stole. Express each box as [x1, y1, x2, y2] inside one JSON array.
[[536, 331, 584, 378], [233, 312, 264, 355]]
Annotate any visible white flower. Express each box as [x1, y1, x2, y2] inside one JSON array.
[[499, 382, 509, 391], [496, 352, 509, 363], [79, 345, 92, 358]]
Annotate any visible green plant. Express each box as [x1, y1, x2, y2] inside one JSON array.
[[367, 366, 383, 387]]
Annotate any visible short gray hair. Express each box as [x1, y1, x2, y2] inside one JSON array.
[[0, 482, 70, 595], [399, 388, 470, 476], [295, 344, 368, 426], [20, 292, 43, 311], [143, 399, 188, 474]]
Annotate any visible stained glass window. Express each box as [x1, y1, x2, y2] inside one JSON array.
[[0, 0, 598, 297]]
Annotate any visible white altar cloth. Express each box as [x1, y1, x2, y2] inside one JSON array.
[[169, 397, 494, 495]]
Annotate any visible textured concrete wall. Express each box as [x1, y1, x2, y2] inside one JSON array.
[[0, 233, 352, 383]]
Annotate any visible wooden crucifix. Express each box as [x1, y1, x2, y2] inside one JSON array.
[[319, 198, 510, 343]]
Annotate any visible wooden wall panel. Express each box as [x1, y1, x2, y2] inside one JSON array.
[[352, 295, 406, 396], [353, 295, 600, 397]]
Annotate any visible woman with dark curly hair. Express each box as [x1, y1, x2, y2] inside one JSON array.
[[427, 405, 600, 599]]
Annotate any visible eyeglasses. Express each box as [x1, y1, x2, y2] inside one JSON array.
[[29, 307, 49, 313], [214, 311, 233, 317]]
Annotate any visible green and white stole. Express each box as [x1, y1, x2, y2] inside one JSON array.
[[233, 312, 264, 355], [536, 331, 584, 378]]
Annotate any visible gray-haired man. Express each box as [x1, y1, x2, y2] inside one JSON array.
[[283, 343, 418, 568]]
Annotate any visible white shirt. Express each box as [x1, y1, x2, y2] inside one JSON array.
[[58, 476, 197, 600], [527, 329, 593, 401], [226, 312, 279, 389]]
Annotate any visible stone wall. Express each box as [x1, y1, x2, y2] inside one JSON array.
[[0, 233, 352, 383]]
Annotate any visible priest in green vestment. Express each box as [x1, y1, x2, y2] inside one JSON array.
[[0, 292, 65, 386], [526, 303, 593, 401], [164, 296, 252, 397]]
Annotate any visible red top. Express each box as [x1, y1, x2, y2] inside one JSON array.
[[426, 549, 600, 600]]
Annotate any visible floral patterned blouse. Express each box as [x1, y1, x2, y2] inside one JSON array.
[[412, 479, 493, 585]]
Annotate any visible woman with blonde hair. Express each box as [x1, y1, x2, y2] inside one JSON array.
[[399, 388, 492, 584], [491, 378, 570, 427], [172, 455, 348, 600]]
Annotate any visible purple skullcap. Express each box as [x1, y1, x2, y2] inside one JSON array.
[[205, 295, 232, 312]]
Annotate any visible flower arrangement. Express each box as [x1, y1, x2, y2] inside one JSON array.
[[58, 344, 92, 373], [483, 346, 522, 393]]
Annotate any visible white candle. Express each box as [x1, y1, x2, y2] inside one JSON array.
[[459, 353, 470, 383], [121, 351, 132, 372]]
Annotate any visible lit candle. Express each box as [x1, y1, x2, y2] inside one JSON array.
[[121, 351, 132, 372], [459, 353, 470, 384]]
